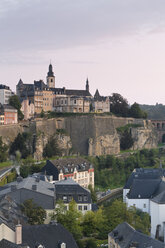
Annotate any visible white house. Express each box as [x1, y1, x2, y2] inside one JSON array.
[[123, 168, 165, 240]]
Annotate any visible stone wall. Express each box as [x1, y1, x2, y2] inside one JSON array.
[[0, 115, 158, 157]]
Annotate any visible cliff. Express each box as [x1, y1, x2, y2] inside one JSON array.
[[0, 115, 158, 158]]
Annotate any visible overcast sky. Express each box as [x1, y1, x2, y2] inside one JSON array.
[[1, 0, 165, 104]]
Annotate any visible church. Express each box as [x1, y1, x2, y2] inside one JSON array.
[[16, 64, 110, 118]]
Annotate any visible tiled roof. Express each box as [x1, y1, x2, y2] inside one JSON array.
[[109, 222, 164, 248]]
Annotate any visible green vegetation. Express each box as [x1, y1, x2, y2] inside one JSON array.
[[20, 157, 45, 178], [140, 103, 165, 120], [0, 169, 17, 186], [110, 93, 147, 118], [87, 148, 165, 190], [52, 199, 150, 247], [9, 95, 24, 120], [116, 123, 143, 133], [21, 199, 46, 225], [43, 136, 61, 158], [9, 132, 32, 159], [56, 129, 68, 135], [0, 137, 8, 162]]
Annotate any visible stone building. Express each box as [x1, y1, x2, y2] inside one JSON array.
[[92, 89, 110, 112], [41, 158, 94, 189]]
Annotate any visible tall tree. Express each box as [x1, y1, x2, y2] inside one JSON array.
[[129, 102, 147, 119], [9, 95, 24, 120], [110, 93, 129, 117]]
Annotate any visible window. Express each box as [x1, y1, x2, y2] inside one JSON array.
[[84, 206, 87, 211], [84, 196, 88, 201], [74, 173, 77, 179], [78, 195, 82, 201], [133, 204, 136, 207], [78, 205, 82, 211], [63, 196, 67, 201], [68, 196, 72, 202], [74, 100, 76, 104], [143, 203, 146, 208]]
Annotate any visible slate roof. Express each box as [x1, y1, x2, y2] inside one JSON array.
[[0, 239, 24, 248], [42, 157, 93, 176], [0, 177, 55, 209], [65, 89, 92, 97], [109, 222, 165, 248], [151, 190, 165, 204], [0, 195, 27, 227], [55, 178, 91, 204], [127, 179, 161, 199], [94, 89, 107, 101], [22, 223, 78, 248], [124, 168, 165, 189]]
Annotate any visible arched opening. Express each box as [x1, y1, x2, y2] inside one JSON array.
[[162, 134, 165, 143]]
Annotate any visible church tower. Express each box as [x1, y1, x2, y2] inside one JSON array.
[[47, 63, 55, 88], [86, 78, 89, 92]]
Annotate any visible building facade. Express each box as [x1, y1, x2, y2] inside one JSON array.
[[41, 158, 95, 189], [0, 85, 14, 105]]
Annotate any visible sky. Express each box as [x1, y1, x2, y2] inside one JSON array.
[[1, 0, 165, 104]]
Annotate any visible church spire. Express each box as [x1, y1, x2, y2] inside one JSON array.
[[86, 78, 89, 92], [47, 63, 55, 88]]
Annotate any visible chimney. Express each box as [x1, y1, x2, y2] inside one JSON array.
[[15, 224, 22, 245]]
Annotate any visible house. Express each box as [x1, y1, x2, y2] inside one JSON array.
[[0, 221, 78, 248], [150, 190, 165, 239], [123, 168, 165, 240], [123, 168, 165, 206], [0, 177, 55, 218], [0, 84, 14, 105], [108, 222, 164, 248], [41, 157, 94, 188], [92, 89, 110, 113], [55, 178, 92, 213], [0, 105, 18, 125]]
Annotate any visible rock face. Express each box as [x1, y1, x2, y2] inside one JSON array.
[[88, 133, 120, 156], [131, 126, 158, 150], [0, 116, 158, 158]]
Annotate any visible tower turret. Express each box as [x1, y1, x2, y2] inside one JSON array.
[[47, 63, 55, 88], [86, 78, 89, 92]]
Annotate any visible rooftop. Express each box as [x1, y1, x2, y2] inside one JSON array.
[[109, 222, 164, 248]]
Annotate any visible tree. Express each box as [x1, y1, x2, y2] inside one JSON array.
[[0, 136, 8, 162], [21, 199, 46, 225], [9, 95, 24, 120], [43, 136, 61, 158], [129, 102, 147, 119], [88, 184, 97, 203], [110, 93, 129, 117], [85, 239, 97, 248], [52, 200, 83, 240], [9, 132, 31, 159], [120, 130, 134, 150]]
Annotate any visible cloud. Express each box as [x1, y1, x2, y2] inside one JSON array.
[[1, 0, 165, 65]]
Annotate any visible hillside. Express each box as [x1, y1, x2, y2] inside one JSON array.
[[140, 104, 165, 120]]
